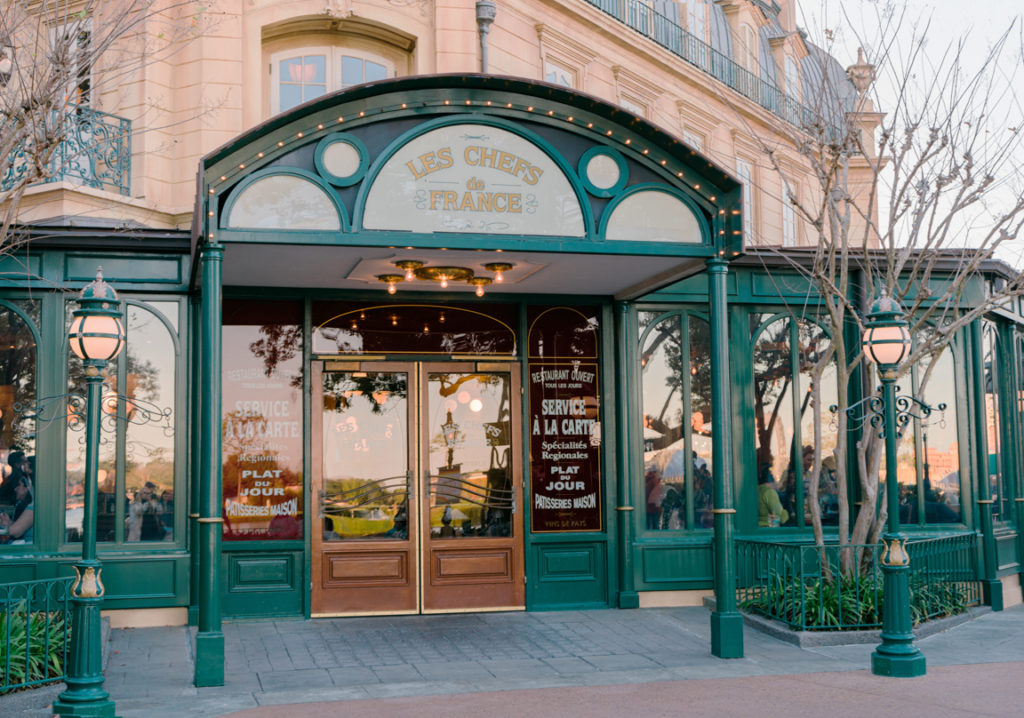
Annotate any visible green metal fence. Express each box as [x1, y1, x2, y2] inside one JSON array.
[[1, 576, 74, 694], [735, 533, 981, 631]]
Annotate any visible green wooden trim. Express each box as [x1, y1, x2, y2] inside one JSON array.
[[596, 183, 711, 247], [219, 166, 350, 232], [577, 146, 628, 198], [314, 132, 369, 187]]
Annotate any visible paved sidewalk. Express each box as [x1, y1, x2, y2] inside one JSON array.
[[5, 604, 1024, 716]]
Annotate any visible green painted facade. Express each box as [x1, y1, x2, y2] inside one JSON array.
[[3, 77, 1022, 634]]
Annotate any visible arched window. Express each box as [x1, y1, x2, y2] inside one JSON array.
[[270, 47, 392, 114], [640, 310, 713, 531], [65, 300, 180, 544], [751, 313, 837, 528], [263, 20, 412, 117], [0, 300, 39, 547]]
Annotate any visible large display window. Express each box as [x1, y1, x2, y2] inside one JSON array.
[[222, 299, 304, 540]]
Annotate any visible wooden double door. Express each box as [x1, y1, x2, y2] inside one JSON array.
[[311, 361, 524, 615]]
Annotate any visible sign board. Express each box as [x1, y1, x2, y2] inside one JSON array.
[[363, 123, 585, 236], [529, 362, 602, 532]]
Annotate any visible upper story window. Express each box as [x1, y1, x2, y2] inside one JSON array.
[[784, 54, 801, 100], [270, 47, 392, 115], [739, 24, 757, 74], [686, 0, 708, 43], [52, 22, 92, 107]]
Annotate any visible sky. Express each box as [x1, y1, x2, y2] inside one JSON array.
[[798, 1, 1024, 266]]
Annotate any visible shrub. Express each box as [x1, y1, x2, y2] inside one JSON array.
[[740, 571, 971, 631], [0, 603, 69, 693]]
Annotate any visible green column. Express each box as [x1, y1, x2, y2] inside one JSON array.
[[707, 257, 742, 658], [188, 295, 202, 626], [614, 301, 639, 608], [195, 243, 225, 686], [971, 322, 1002, 610]]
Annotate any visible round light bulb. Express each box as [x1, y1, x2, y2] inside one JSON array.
[[475, 283, 485, 297], [404, 267, 415, 280], [495, 270, 504, 283], [440, 275, 448, 289], [387, 282, 397, 295]]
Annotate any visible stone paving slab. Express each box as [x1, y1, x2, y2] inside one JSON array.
[[5, 604, 1024, 717]]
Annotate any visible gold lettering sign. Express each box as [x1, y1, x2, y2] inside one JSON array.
[[363, 124, 584, 236]]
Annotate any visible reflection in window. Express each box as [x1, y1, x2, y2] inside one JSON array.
[[752, 314, 836, 528], [66, 300, 178, 544], [226, 174, 341, 231], [279, 54, 327, 112], [341, 55, 386, 88], [544, 59, 574, 87], [313, 303, 517, 356], [321, 371, 408, 541], [902, 347, 961, 524], [0, 301, 38, 547], [983, 322, 1006, 521], [222, 300, 304, 541], [605, 190, 702, 243], [640, 311, 713, 531], [124, 305, 176, 541]]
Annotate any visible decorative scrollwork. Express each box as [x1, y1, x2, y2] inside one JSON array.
[[14, 391, 172, 437], [830, 385, 945, 439]]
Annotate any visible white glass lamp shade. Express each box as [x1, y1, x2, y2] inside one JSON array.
[[862, 323, 910, 367], [70, 314, 125, 361]]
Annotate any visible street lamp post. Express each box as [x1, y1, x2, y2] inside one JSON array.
[[53, 269, 125, 717], [861, 291, 926, 678]]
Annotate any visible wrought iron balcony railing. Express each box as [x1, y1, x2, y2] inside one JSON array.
[[582, 0, 832, 134], [2, 106, 131, 196]]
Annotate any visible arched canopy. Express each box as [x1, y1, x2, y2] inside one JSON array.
[[197, 74, 743, 298]]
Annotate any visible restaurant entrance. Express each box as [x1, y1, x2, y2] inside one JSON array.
[[310, 360, 524, 616]]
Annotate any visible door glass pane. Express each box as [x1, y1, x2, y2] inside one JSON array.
[[640, 313, 683, 531], [321, 371, 409, 541], [427, 372, 513, 538]]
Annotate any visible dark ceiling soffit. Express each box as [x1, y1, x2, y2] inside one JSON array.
[[613, 257, 709, 301]]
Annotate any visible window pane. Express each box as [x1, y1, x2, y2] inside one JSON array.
[[66, 352, 116, 544], [222, 300, 304, 541], [796, 320, 836, 527], [124, 305, 176, 542], [919, 349, 961, 523], [226, 174, 341, 231], [641, 313, 684, 530], [365, 60, 387, 83], [690, 316, 713, 528], [983, 324, 1004, 520], [752, 315, 794, 526], [1, 302, 38, 547], [341, 56, 363, 87], [303, 84, 326, 102], [279, 84, 302, 112]]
